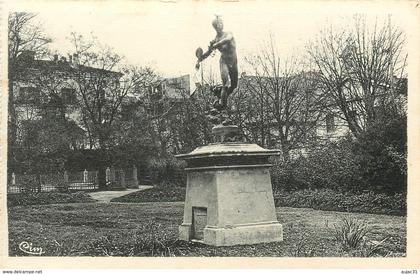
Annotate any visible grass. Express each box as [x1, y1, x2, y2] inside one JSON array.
[[111, 185, 186, 203], [8, 202, 406, 257], [7, 191, 97, 207], [111, 187, 406, 216]]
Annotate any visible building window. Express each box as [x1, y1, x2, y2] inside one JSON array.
[[326, 114, 335, 133], [61, 88, 77, 104]]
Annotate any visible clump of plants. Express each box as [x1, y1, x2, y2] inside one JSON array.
[[332, 216, 388, 257], [333, 216, 371, 250]]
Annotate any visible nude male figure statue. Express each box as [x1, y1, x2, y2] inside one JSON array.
[[195, 16, 238, 111]]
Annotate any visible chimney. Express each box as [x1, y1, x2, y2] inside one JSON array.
[[73, 53, 79, 63], [72, 53, 79, 68], [28, 51, 35, 60], [68, 54, 73, 64], [53, 54, 58, 62]]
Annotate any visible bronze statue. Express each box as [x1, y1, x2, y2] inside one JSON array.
[[196, 16, 238, 111]]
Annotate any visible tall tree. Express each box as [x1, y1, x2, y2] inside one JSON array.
[[344, 15, 407, 128], [8, 12, 52, 173], [68, 32, 157, 189], [236, 37, 323, 160], [307, 15, 407, 137]]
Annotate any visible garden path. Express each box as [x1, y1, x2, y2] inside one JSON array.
[[88, 186, 153, 203]]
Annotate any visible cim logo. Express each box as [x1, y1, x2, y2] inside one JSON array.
[[19, 241, 45, 255]]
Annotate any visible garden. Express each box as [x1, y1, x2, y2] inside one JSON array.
[[6, 11, 408, 258]]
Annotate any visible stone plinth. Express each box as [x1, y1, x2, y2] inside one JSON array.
[[176, 140, 283, 246]]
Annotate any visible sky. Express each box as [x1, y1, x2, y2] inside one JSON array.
[[17, 1, 412, 79]]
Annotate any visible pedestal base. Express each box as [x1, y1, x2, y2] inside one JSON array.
[[176, 136, 284, 247], [180, 221, 283, 246], [176, 147, 283, 246]]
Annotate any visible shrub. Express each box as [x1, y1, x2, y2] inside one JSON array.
[[352, 114, 407, 193], [147, 157, 186, 186], [274, 189, 406, 216], [270, 138, 361, 192], [270, 157, 302, 191], [270, 118, 407, 195], [298, 139, 361, 191]]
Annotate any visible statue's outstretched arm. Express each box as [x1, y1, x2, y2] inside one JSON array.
[[198, 42, 215, 62], [213, 32, 233, 48], [196, 41, 215, 69]]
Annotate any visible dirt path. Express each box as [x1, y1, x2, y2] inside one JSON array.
[[88, 186, 153, 203]]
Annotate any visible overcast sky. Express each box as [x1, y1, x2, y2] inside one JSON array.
[[22, 1, 411, 79]]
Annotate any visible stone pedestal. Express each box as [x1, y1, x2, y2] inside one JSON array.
[[176, 126, 283, 246], [126, 166, 139, 189]]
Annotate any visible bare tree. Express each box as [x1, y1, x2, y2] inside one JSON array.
[[344, 15, 407, 127], [68, 32, 157, 189], [307, 15, 407, 137], [8, 12, 52, 172], [238, 37, 323, 160], [8, 12, 51, 63]]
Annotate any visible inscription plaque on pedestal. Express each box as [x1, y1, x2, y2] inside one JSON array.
[[192, 207, 207, 241]]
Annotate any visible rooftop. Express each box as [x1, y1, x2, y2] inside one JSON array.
[[16, 50, 123, 77]]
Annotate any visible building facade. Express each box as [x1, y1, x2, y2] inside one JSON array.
[[10, 50, 122, 154]]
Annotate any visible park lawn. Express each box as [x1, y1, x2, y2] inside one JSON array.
[[112, 185, 186, 203], [112, 187, 406, 216], [8, 202, 406, 257], [7, 192, 97, 206]]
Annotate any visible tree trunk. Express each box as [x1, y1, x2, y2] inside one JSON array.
[[8, 77, 17, 176], [364, 89, 376, 130], [97, 139, 108, 190], [280, 137, 291, 162], [345, 115, 361, 138], [282, 146, 291, 162]]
